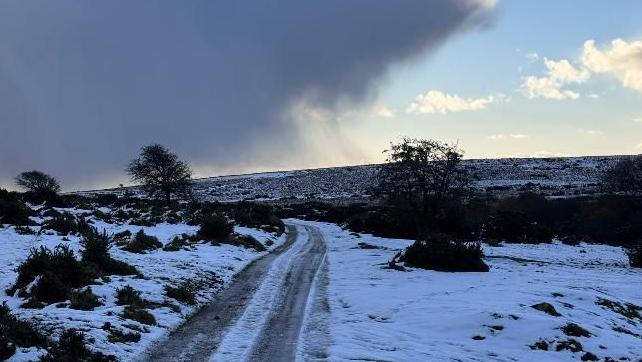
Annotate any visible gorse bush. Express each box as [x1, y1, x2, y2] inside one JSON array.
[[40, 329, 117, 362], [232, 202, 285, 234], [122, 305, 156, 326], [227, 234, 266, 252], [9, 245, 87, 302], [164, 285, 196, 305], [399, 234, 489, 272], [115, 285, 146, 307], [69, 287, 102, 311], [123, 230, 162, 253], [0, 189, 32, 226], [9, 229, 138, 307], [80, 228, 138, 277], [627, 241, 642, 268], [198, 214, 233, 241], [0, 303, 48, 360], [41, 213, 80, 236]]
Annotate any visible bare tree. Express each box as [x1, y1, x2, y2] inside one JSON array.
[[378, 138, 473, 213], [602, 155, 642, 195], [15, 170, 61, 194], [126, 144, 192, 203]]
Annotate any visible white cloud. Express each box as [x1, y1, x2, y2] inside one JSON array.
[[407, 91, 502, 114], [578, 129, 604, 136], [371, 104, 395, 118], [520, 58, 589, 100], [488, 133, 529, 141], [633, 117, 642, 123], [522, 38, 642, 100], [582, 39, 642, 94]]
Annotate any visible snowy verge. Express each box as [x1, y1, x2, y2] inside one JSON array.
[[295, 220, 642, 362], [0, 214, 286, 361]]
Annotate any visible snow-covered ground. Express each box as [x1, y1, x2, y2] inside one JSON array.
[[0, 208, 285, 361], [78, 155, 622, 202], [298, 221, 642, 362]]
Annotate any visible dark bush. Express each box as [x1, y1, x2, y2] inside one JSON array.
[[69, 287, 102, 311], [198, 214, 233, 241], [80, 228, 138, 277], [627, 241, 642, 268], [40, 329, 117, 362], [226, 234, 266, 252], [122, 305, 156, 326], [9, 245, 87, 299], [164, 285, 196, 305], [485, 210, 553, 244], [0, 303, 48, 360], [41, 213, 79, 236], [107, 328, 141, 344], [0, 189, 32, 226], [399, 234, 489, 272], [14, 225, 36, 235], [231, 202, 285, 234], [123, 230, 162, 253], [163, 235, 193, 251], [115, 286, 146, 307]]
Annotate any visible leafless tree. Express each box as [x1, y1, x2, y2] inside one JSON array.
[[126, 144, 192, 203], [15, 170, 61, 194]]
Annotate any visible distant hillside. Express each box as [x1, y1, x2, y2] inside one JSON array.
[[78, 155, 624, 202]]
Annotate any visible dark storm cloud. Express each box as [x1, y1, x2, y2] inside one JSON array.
[[0, 0, 494, 190]]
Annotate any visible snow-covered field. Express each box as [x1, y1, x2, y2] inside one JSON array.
[[79, 156, 622, 202], [0, 207, 285, 361], [298, 221, 642, 362]]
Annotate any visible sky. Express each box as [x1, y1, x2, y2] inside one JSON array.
[[0, 0, 641, 191]]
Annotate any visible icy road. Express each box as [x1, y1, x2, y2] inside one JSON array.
[[145, 222, 328, 361]]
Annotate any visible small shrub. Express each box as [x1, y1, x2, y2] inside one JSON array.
[[107, 328, 141, 344], [69, 287, 102, 311], [164, 285, 196, 305], [122, 305, 156, 325], [596, 298, 641, 320], [40, 329, 116, 362], [531, 302, 562, 317], [112, 230, 132, 244], [0, 303, 48, 359], [9, 245, 87, 305], [627, 241, 642, 268], [555, 338, 583, 353], [198, 214, 233, 241], [123, 230, 162, 253], [129, 217, 155, 227], [581, 352, 598, 361], [399, 234, 489, 272], [41, 213, 79, 235], [231, 202, 285, 234], [80, 228, 138, 277], [561, 323, 591, 337], [115, 286, 146, 307], [529, 339, 549, 351], [0, 189, 32, 226], [29, 273, 70, 306], [163, 235, 192, 251], [226, 234, 266, 252], [14, 225, 36, 235]]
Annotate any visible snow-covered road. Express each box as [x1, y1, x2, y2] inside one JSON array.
[[144, 222, 329, 362]]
